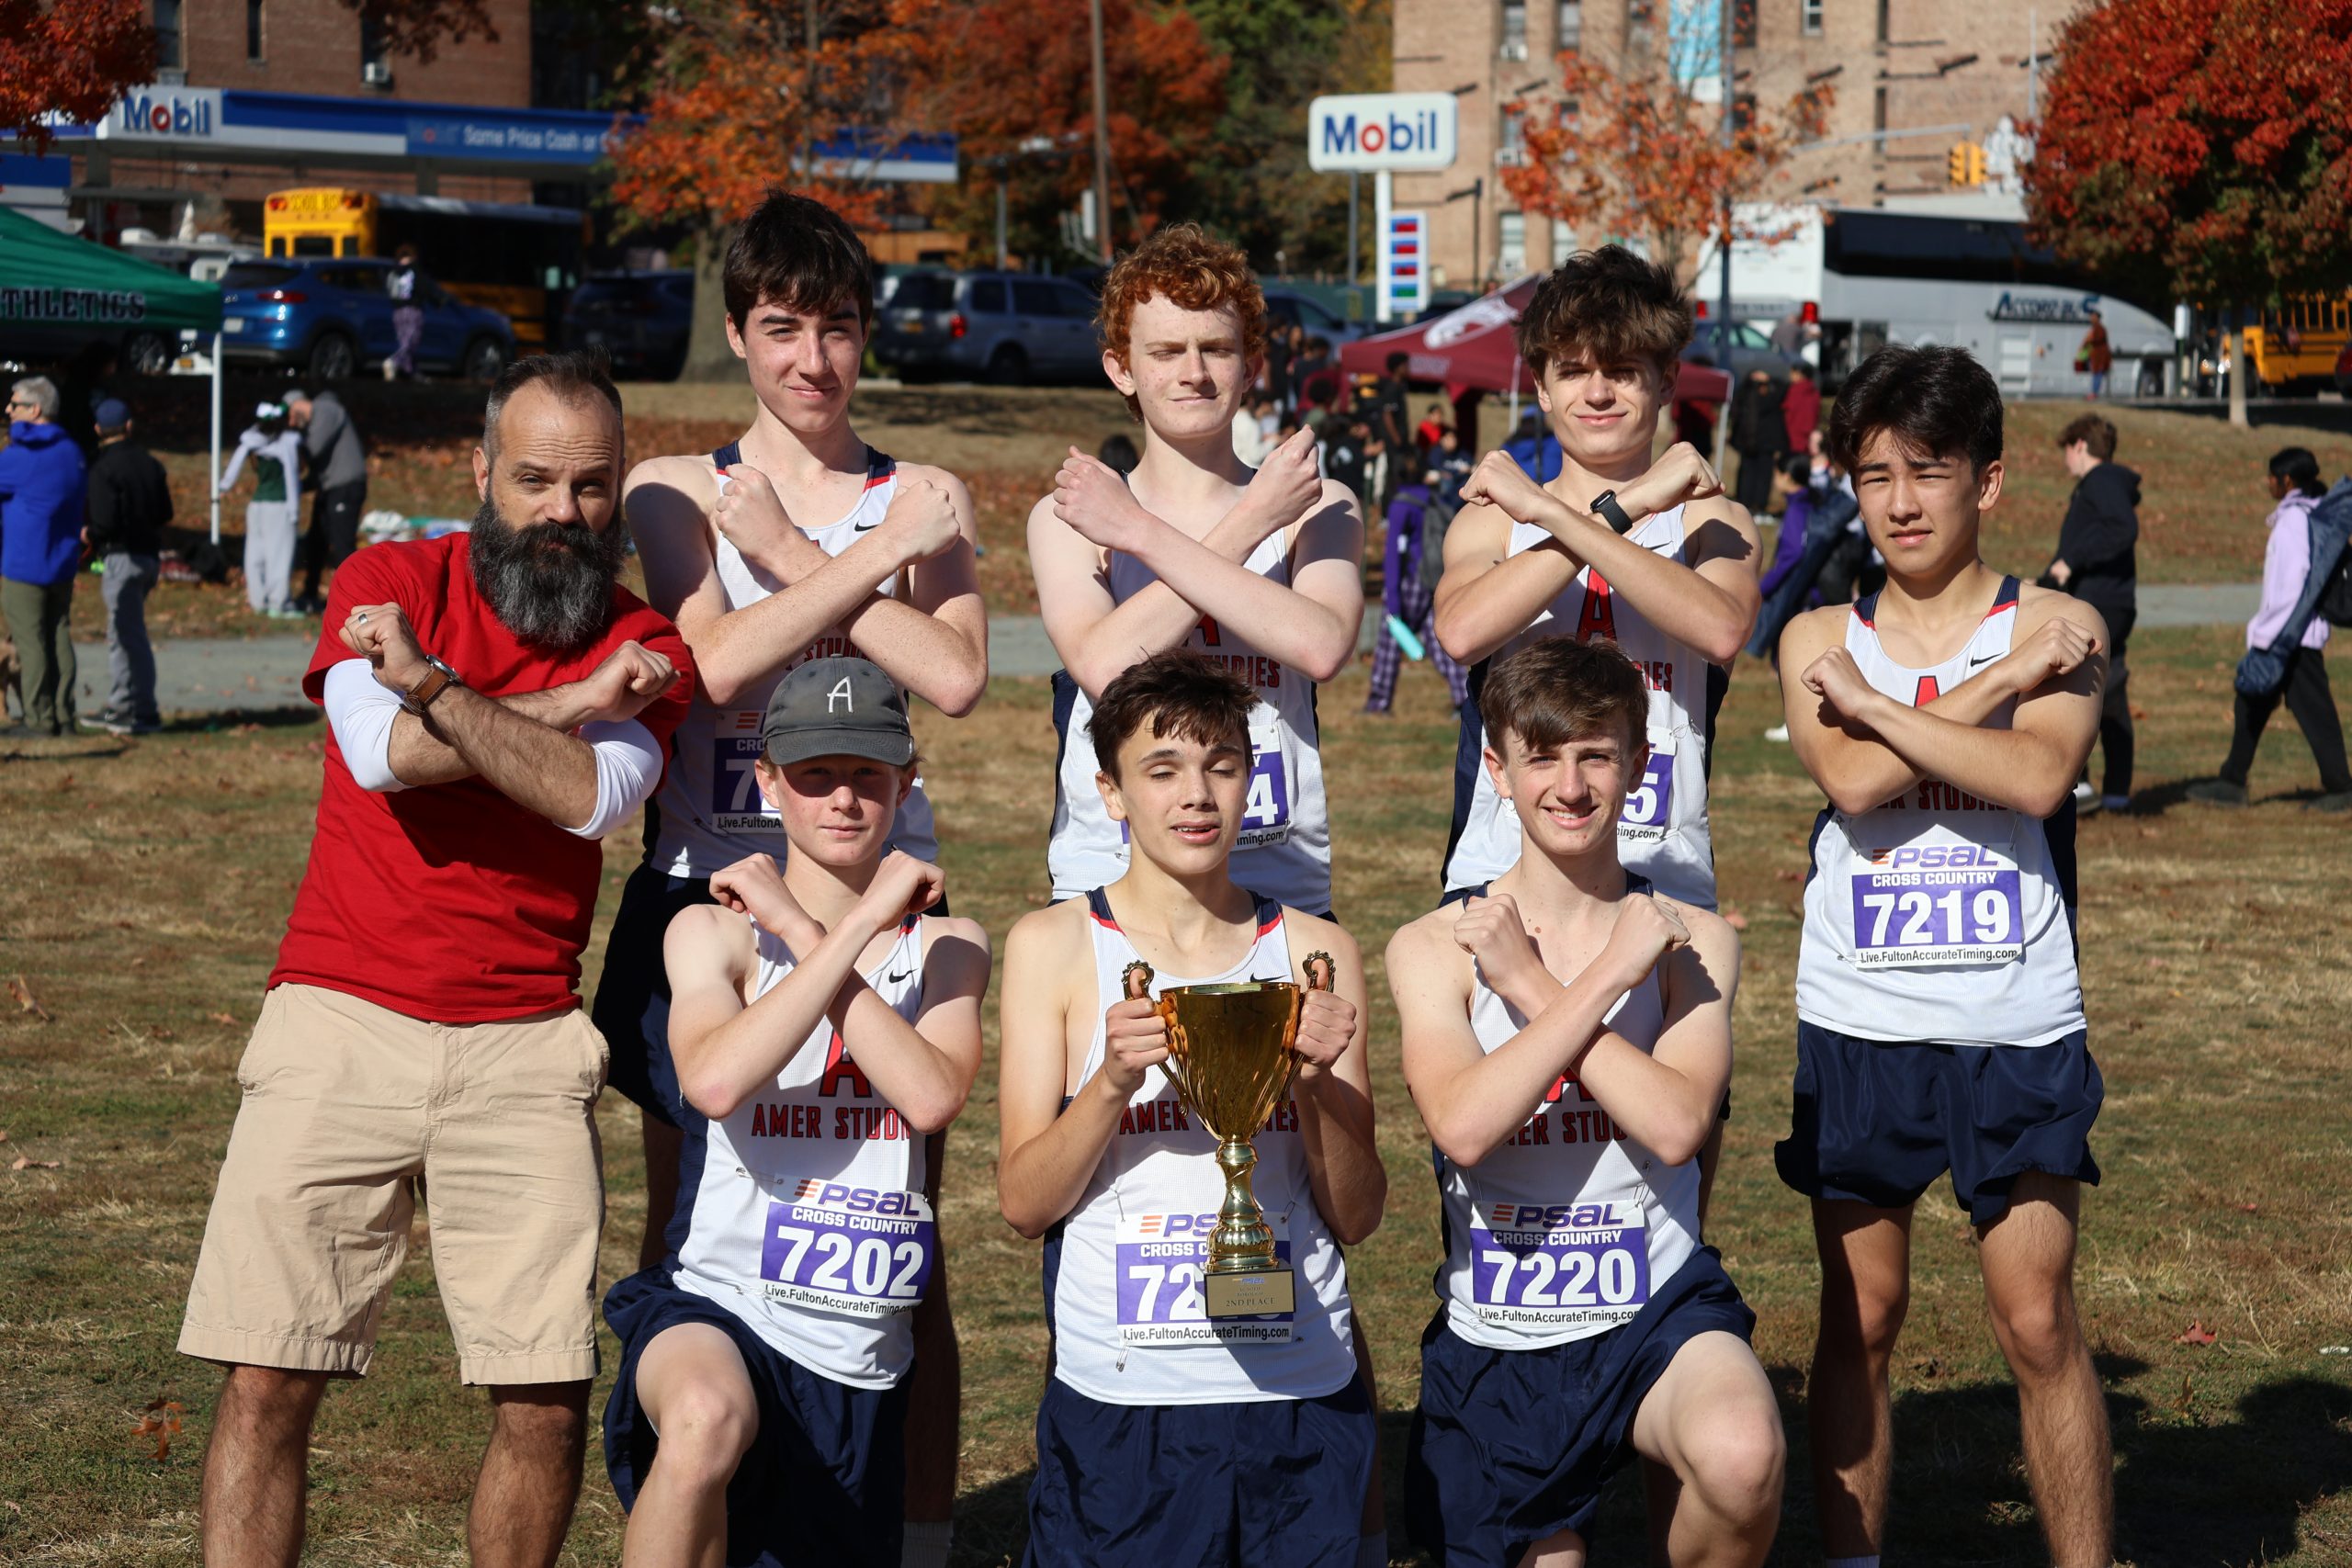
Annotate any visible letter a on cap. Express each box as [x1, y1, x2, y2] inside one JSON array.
[[829, 677, 854, 713]]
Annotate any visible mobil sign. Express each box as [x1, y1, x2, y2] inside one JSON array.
[[1307, 93, 1458, 173]]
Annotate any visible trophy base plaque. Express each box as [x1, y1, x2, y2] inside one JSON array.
[[1204, 1267, 1295, 1319]]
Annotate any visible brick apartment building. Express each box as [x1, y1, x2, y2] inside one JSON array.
[[1391, 0, 2072, 289]]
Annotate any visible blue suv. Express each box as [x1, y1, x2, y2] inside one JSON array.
[[219, 258, 515, 381]]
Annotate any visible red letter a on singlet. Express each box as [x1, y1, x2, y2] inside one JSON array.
[[1915, 674, 1940, 706], [1195, 615, 1222, 648], [1577, 572, 1618, 643], [818, 1030, 872, 1099]]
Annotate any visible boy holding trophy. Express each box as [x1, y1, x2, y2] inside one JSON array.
[[997, 649, 1385, 1567], [1389, 637, 1785, 1567]]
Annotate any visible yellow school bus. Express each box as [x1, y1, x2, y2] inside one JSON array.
[[262, 186, 586, 348], [2245, 291, 2351, 392]]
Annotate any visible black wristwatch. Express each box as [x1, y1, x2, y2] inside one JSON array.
[[1589, 490, 1636, 535]]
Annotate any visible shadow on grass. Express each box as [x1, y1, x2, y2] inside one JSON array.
[[1753, 1352, 2352, 1566], [159, 705, 320, 734]]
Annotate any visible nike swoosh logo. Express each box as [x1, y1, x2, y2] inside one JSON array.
[[854, 519, 881, 532], [886, 969, 913, 983], [1967, 653, 1999, 668]]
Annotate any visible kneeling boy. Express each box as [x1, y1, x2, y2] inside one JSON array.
[[602, 657, 990, 1567], [1390, 637, 1784, 1568], [998, 649, 1386, 1568]]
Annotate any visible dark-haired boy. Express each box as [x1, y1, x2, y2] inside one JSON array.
[[1776, 344, 2113, 1568], [1390, 636, 1782, 1568], [594, 190, 987, 1567], [1435, 244, 1761, 912], [998, 649, 1385, 1568]]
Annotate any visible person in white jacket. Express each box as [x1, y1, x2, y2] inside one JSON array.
[[218, 401, 306, 616]]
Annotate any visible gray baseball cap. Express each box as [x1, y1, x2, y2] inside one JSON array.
[[761, 657, 915, 767]]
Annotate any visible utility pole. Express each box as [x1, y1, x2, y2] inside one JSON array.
[[1715, 0, 1736, 468], [2027, 6, 2039, 119], [1347, 172, 1359, 290], [1088, 0, 1113, 262]]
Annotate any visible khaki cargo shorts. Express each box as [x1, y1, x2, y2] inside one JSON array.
[[179, 983, 609, 1385]]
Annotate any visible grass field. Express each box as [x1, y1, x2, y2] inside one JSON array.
[[44, 373, 2352, 645], [2, 615, 2348, 1565]]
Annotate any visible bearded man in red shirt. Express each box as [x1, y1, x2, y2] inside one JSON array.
[[179, 351, 696, 1568]]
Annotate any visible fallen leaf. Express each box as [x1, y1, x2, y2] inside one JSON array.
[[10, 1156, 61, 1171], [2239, 1202, 2258, 1213], [208, 1011, 237, 1027], [2178, 1321, 2219, 1346], [6, 976, 50, 1022], [1722, 907, 1748, 931], [132, 1397, 185, 1461]]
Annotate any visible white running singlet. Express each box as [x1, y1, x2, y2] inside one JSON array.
[[651, 443, 940, 877], [1433, 886, 1701, 1350], [671, 913, 935, 1389], [1048, 535, 1333, 913], [1794, 577, 2086, 1046], [1045, 889, 1355, 1405], [1442, 505, 1718, 908]]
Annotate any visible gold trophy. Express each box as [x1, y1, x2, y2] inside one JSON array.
[[1125, 953, 1335, 1318]]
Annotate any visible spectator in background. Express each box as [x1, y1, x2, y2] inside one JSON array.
[[2043, 412, 2138, 809], [1416, 400, 1449, 457], [1267, 321, 1299, 414], [386, 245, 427, 381], [1430, 425, 1473, 507], [2188, 447, 2352, 811], [1500, 407, 1564, 482], [1781, 360, 1821, 456], [80, 398, 171, 736], [1750, 455, 1821, 654], [2078, 308, 2112, 400], [1325, 416, 1368, 503], [1769, 309, 1806, 358], [1095, 433, 1140, 477], [0, 376, 87, 737], [1232, 391, 1277, 466], [220, 401, 307, 618], [1297, 336, 1342, 413], [1365, 479, 1467, 716], [288, 388, 368, 615], [58, 340, 120, 457], [1367, 351, 1414, 507], [1728, 367, 1786, 516]]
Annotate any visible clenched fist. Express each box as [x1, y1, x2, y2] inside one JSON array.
[[573, 639, 679, 725]]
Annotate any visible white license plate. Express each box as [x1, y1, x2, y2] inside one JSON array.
[[222, 318, 245, 334]]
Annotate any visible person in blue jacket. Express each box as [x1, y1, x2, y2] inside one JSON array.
[[0, 377, 90, 737]]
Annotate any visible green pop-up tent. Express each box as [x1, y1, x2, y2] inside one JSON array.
[[0, 206, 230, 541]]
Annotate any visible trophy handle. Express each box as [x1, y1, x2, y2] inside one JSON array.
[[1302, 950, 1337, 993], [1122, 960, 1155, 1001]]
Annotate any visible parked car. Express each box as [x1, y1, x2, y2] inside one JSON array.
[[563, 270, 693, 381], [870, 270, 1103, 385], [1680, 320, 1803, 385], [218, 258, 515, 381], [1263, 288, 1371, 347]]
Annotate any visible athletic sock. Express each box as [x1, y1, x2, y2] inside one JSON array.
[[901, 1519, 953, 1568], [1826, 1556, 1881, 1568], [1355, 1530, 1390, 1568]]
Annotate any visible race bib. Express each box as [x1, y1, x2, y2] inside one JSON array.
[[1114, 1211, 1295, 1346], [710, 714, 783, 834], [1618, 730, 1677, 842], [758, 1181, 936, 1319], [1466, 1198, 1649, 1331], [1236, 710, 1295, 850], [1848, 832, 2024, 968]]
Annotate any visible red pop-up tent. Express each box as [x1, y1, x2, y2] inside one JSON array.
[[1338, 279, 1733, 447]]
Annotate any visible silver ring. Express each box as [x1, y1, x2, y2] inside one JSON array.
[[356, 611, 369, 624]]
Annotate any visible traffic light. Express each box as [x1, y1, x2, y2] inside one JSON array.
[[1947, 141, 1986, 186]]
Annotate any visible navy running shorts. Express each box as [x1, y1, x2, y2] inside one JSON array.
[[603, 1269, 909, 1568], [1774, 1021, 2103, 1226], [1408, 1247, 1755, 1567], [590, 864, 714, 1127], [1023, 1372, 1375, 1568]]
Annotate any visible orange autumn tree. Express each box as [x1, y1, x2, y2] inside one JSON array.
[[1501, 10, 1830, 288], [609, 0, 935, 378], [905, 0, 1227, 260]]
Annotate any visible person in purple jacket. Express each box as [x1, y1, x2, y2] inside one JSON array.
[[1366, 479, 1469, 716], [2188, 447, 2351, 811], [0, 377, 89, 738]]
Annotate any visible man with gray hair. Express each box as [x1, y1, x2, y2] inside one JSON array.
[[179, 351, 696, 1565], [0, 376, 89, 737], [285, 386, 368, 614]]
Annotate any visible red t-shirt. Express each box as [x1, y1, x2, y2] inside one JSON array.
[[271, 534, 695, 1022]]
